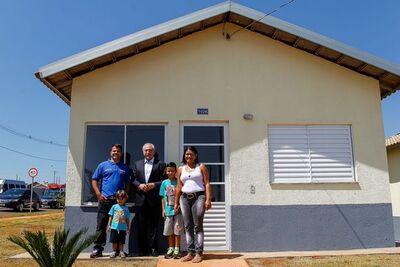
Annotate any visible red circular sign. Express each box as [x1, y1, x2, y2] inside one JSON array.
[[28, 168, 38, 178]]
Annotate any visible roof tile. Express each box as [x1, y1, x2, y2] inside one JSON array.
[[386, 133, 400, 148]]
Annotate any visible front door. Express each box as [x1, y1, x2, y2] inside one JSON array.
[[180, 123, 229, 251]]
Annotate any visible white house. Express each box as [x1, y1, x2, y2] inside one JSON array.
[[35, 2, 400, 252]]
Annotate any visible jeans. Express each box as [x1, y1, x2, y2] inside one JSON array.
[[93, 199, 116, 251], [180, 194, 205, 255]]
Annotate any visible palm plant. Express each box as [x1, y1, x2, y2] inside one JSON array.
[[8, 228, 98, 267]]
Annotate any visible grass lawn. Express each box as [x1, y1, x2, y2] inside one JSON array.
[[0, 210, 157, 267], [0, 210, 64, 264], [246, 254, 400, 267]]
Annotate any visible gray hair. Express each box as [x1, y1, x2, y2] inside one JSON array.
[[142, 143, 155, 151]]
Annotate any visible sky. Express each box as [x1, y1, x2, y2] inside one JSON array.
[[0, 0, 399, 184]]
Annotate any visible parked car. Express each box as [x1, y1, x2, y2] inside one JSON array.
[[0, 188, 41, 211], [0, 179, 27, 194], [41, 188, 65, 209]]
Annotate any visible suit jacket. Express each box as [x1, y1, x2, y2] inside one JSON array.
[[132, 158, 166, 207]]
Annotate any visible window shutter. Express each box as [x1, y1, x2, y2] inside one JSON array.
[[308, 126, 354, 182], [268, 126, 311, 183], [268, 125, 355, 183]]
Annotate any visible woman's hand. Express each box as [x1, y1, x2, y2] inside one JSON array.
[[205, 200, 211, 210], [162, 210, 166, 219]]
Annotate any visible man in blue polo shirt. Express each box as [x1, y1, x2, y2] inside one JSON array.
[[90, 144, 131, 258]]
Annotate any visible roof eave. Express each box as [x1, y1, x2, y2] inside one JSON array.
[[35, 1, 400, 105], [37, 1, 232, 79], [35, 72, 71, 105], [230, 2, 400, 77]]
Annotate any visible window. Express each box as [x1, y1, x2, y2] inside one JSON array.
[[83, 124, 165, 203], [268, 125, 355, 183], [182, 125, 226, 202]]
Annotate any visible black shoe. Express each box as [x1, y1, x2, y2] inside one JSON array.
[[151, 248, 158, 257], [90, 249, 103, 258]]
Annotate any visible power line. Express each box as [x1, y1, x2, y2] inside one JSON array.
[[228, 0, 297, 38], [0, 144, 66, 162], [0, 124, 67, 147]]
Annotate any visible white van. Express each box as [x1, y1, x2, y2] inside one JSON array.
[[0, 179, 27, 194]]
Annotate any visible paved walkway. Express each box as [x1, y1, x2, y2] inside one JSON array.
[[157, 254, 249, 267]]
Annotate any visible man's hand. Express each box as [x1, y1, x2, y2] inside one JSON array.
[[107, 225, 111, 232], [138, 184, 148, 192], [139, 183, 155, 192], [96, 193, 106, 202], [147, 183, 155, 190]]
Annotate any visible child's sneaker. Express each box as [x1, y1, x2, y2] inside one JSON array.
[[164, 248, 174, 259], [173, 248, 181, 259], [110, 251, 117, 258], [119, 251, 126, 258]]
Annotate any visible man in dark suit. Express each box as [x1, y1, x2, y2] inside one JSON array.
[[132, 143, 166, 256]]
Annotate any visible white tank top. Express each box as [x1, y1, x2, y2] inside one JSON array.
[[181, 164, 205, 193]]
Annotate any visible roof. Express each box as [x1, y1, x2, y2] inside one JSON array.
[[386, 133, 400, 150], [35, 1, 400, 105]]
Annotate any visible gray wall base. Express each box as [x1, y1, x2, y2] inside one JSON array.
[[64, 206, 167, 254], [231, 204, 395, 252]]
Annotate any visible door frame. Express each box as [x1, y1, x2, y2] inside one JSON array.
[[179, 122, 231, 251]]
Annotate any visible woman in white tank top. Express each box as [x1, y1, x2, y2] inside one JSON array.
[[174, 146, 211, 263]]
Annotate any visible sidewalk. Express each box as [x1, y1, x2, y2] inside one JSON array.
[[11, 247, 400, 266]]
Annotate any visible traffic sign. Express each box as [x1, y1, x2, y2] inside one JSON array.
[[28, 168, 38, 178]]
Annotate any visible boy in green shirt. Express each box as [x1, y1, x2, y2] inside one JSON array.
[[159, 162, 184, 259]]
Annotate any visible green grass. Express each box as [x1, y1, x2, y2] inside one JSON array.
[[0, 211, 157, 267]]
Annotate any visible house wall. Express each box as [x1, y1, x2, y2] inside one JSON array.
[[388, 147, 400, 241], [64, 23, 394, 251]]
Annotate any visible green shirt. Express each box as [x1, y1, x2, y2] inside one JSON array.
[[159, 179, 177, 216]]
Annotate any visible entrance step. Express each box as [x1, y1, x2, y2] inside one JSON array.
[[157, 256, 249, 267]]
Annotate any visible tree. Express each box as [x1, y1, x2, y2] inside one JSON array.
[[8, 228, 98, 267]]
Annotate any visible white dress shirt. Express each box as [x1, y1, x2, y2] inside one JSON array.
[[144, 158, 154, 184]]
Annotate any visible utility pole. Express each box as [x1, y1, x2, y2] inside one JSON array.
[[53, 170, 56, 184]]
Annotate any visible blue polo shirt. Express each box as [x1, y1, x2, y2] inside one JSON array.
[[92, 160, 130, 198]]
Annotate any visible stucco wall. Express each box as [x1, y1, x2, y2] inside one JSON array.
[[66, 23, 390, 207]]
